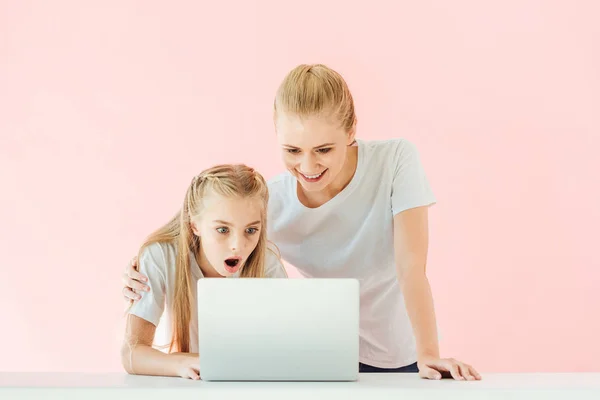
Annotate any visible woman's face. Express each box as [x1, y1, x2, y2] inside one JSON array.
[[275, 113, 355, 194]]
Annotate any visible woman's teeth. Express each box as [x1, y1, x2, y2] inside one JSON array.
[[301, 171, 324, 179]]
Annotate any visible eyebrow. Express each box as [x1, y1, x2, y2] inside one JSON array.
[[282, 142, 335, 150], [213, 220, 261, 227]]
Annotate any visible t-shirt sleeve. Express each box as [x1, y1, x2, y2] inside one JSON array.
[[127, 244, 167, 326], [264, 245, 288, 278], [391, 140, 437, 215]]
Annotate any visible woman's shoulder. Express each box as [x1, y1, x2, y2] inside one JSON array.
[[362, 137, 418, 158], [361, 137, 423, 173], [264, 242, 288, 278]]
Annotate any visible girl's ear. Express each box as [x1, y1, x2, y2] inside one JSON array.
[[191, 221, 200, 237]]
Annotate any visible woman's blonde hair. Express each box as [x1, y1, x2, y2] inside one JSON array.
[[274, 64, 357, 133], [131, 164, 269, 353]]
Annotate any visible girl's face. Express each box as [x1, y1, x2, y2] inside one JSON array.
[[275, 113, 355, 194], [191, 194, 263, 277]]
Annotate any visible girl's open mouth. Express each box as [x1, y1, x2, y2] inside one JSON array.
[[224, 256, 242, 273]]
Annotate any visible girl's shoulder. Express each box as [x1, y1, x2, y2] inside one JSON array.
[[138, 241, 178, 278], [265, 241, 288, 278], [266, 240, 281, 258]]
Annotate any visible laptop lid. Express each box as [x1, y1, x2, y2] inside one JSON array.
[[197, 278, 359, 381]]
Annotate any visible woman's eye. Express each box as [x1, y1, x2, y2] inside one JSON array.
[[216, 227, 229, 234], [317, 148, 331, 154], [246, 227, 258, 234], [286, 148, 300, 154]]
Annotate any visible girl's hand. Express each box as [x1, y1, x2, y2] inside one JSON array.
[[418, 356, 481, 381], [122, 256, 150, 301], [174, 353, 201, 380]]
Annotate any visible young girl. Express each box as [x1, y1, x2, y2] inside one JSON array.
[[121, 164, 287, 380], [123, 64, 481, 381]]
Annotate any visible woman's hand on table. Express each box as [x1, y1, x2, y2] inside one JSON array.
[[418, 355, 481, 381]]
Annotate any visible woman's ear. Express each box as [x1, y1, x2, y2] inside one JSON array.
[[347, 119, 357, 145]]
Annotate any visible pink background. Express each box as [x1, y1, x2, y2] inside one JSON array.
[[1, 1, 599, 373]]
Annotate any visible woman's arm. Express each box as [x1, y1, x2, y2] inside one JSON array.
[[121, 314, 200, 379], [393, 206, 480, 381]]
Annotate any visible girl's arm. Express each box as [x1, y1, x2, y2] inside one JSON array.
[[393, 206, 480, 381], [122, 243, 200, 379], [121, 314, 200, 380]]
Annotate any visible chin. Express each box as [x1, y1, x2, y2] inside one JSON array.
[[218, 264, 245, 277], [298, 181, 325, 192]]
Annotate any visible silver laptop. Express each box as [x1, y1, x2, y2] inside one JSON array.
[[197, 278, 359, 381]]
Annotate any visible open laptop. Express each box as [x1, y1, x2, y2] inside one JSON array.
[[196, 278, 359, 381]]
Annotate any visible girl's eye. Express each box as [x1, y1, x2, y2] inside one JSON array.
[[216, 227, 229, 234], [246, 227, 258, 234], [286, 148, 300, 154], [317, 148, 331, 154]]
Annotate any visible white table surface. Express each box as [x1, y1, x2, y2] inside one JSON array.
[[1, 372, 599, 399]]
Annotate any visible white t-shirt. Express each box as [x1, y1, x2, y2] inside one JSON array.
[[267, 138, 436, 368], [128, 241, 288, 352]]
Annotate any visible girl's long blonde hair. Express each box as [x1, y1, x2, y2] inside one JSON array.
[[132, 164, 269, 353], [274, 63, 357, 132]]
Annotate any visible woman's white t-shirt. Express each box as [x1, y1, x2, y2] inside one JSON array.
[[267, 138, 436, 368], [128, 242, 287, 352]]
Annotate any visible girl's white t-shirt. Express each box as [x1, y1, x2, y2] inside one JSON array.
[[128, 241, 287, 352], [266, 138, 437, 368]]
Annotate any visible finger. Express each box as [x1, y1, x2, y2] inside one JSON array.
[[446, 361, 463, 381], [121, 272, 150, 292], [122, 286, 141, 301], [468, 365, 482, 380], [125, 277, 150, 292], [418, 365, 441, 380], [127, 265, 148, 283], [188, 368, 200, 380], [126, 256, 147, 281], [128, 269, 148, 283], [457, 363, 473, 380]]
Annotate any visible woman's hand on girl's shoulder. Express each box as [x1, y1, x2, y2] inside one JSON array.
[[417, 355, 481, 381], [122, 256, 151, 302]]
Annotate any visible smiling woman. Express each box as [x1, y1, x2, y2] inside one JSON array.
[[276, 113, 358, 208], [274, 67, 358, 206]]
